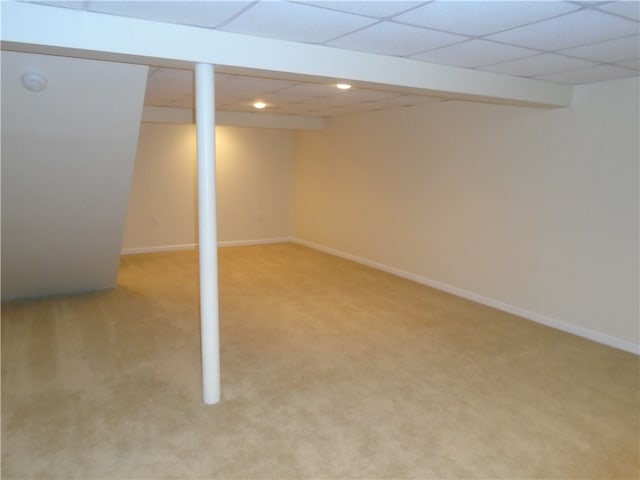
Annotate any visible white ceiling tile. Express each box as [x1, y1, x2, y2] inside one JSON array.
[[369, 94, 445, 106], [260, 91, 319, 104], [148, 67, 193, 86], [396, 94, 445, 105], [269, 102, 327, 115], [560, 35, 640, 62], [479, 53, 596, 76], [145, 88, 193, 107], [412, 39, 540, 68], [31, 1, 86, 9], [358, 94, 411, 106], [337, 88, 403, 102], [87, 1, 253, 28], [217, 101, 260, 113], [616, 58, 640, 69], [215, 76, 299, 99], [323, 91, 393, 106], [328, 21, 467, 56], [145, 68, 193, 106], [166, 95, 194, 108], [67, 0, 638, 113], [328, 103, 389, 115], [276, 83, 346, 97], [596, 1, 640, 21], [298, 1, 425, 19], [536, 64, 639, 83], [263, 106, 314, 116], [393, 1, 579, 37], [285, 106, 330, 117], [212, 78, 448, 117], [569, 1, 610, 5], [487, 9, 640, 51], [220, 1, 377, 43], [304, 95, 354, 108]]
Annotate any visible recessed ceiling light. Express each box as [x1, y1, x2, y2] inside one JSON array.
[[253, 101, 267, 109], [336, 83, 352, 90]]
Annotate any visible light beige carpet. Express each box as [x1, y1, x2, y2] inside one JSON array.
[[2, 242, 639, 479]]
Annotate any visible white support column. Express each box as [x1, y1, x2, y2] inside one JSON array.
[[195, 63, 220, 405]]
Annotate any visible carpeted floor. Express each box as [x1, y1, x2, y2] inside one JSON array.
[[2, 242, 639, 479]]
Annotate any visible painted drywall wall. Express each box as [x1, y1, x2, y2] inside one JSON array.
[[293, 77, 639, 351], [122, 124, 293, 252], [1, 51, 147, 301], [122, 123, 198, 252], [215, 126, 293, 243]]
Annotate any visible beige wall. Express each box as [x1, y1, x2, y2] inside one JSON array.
[[215, 126, 293, 243], [123, 123, 197, 252], [123, 124, 293, 253], [292, 77, 639, 350], [122, 78, 638, 351]]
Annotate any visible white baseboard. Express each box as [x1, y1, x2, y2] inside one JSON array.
[[121, 237, 290, 255], [291, 237, 640, 355], [121, 243, 197, 255], [218, 237, 290, 247]]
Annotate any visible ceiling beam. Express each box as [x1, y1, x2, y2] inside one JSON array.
[[1, 1, 573, 108]]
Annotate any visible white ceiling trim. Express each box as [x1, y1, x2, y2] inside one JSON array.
[[1, 1, 572, 108]]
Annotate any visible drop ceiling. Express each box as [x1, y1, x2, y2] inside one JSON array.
[[29, 0, 640, 117]]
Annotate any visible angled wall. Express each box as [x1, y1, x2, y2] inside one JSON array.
[[1, 51, 148, 300]]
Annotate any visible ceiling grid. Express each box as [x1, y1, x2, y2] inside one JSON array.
[[28, 0, 640, 116]]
